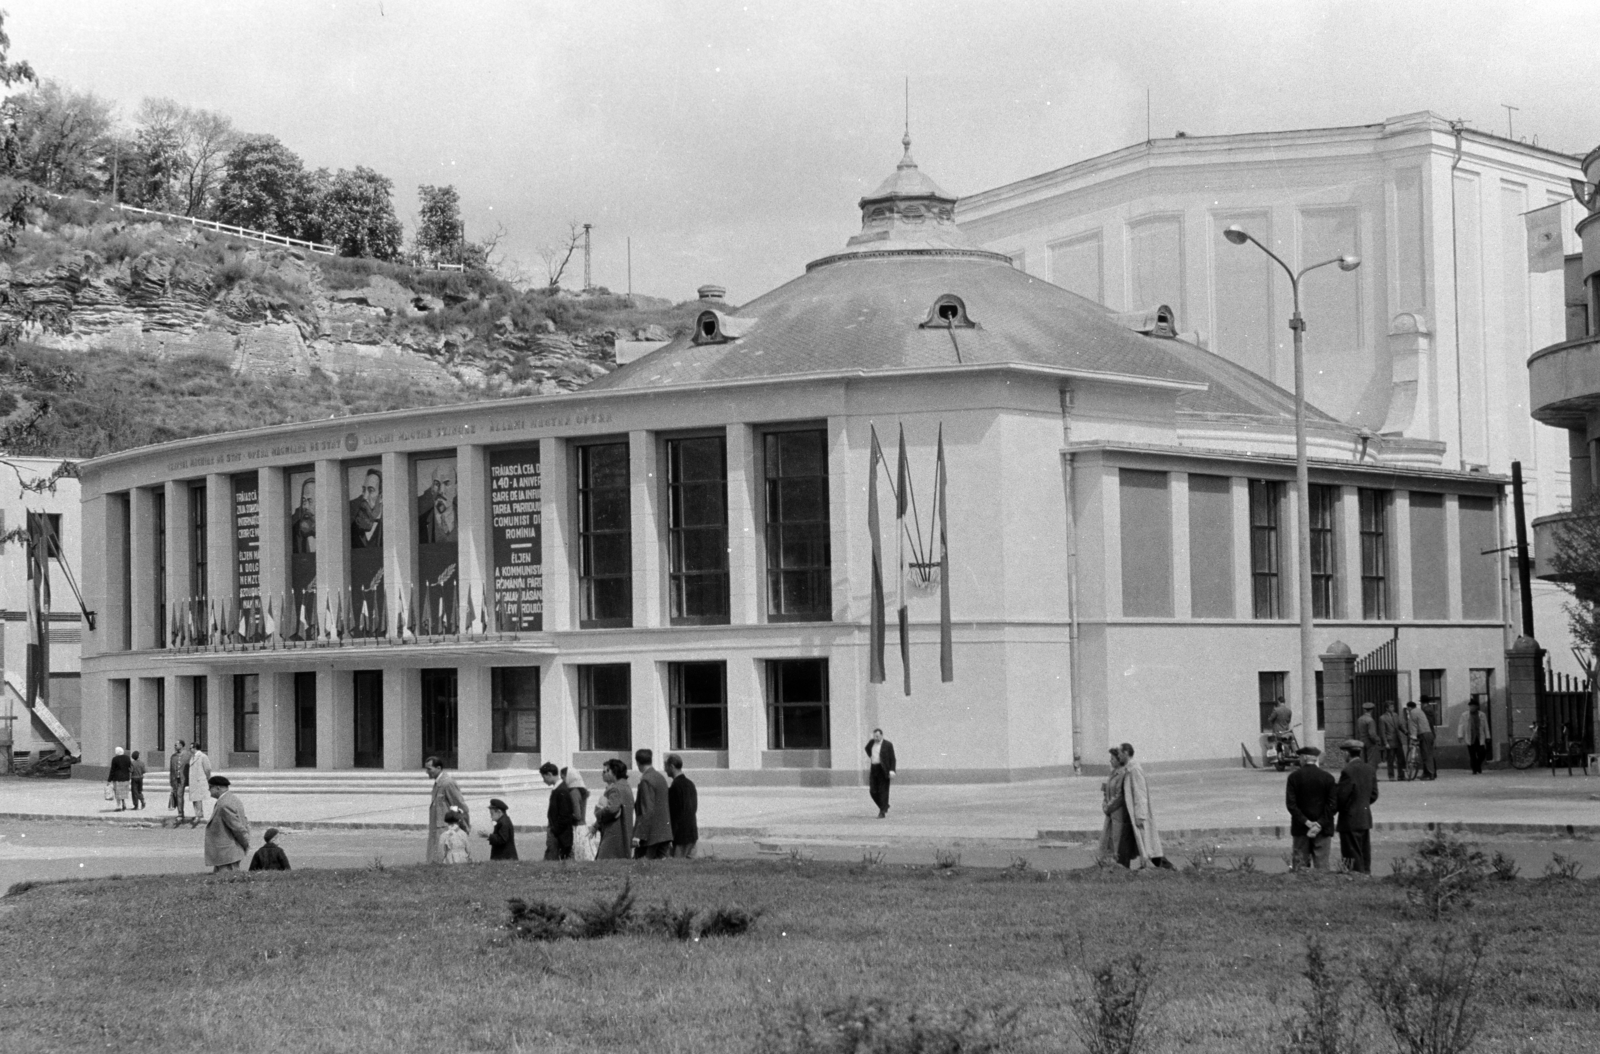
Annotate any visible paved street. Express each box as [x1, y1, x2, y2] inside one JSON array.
[[3, 766, 1597, 887]]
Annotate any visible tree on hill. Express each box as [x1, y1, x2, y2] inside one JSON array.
[[415, 183, 463, 263], [215, 134, 319, 238], [0, 10, 34, 89], [132, 98, 236, 217], [316, 166, 403, 259], [1, 80, 115, 193]]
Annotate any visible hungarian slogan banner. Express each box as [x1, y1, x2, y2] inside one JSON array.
[[489, 445, 542, 631]]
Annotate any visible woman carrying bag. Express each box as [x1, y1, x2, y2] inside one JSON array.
[[591, 758, 634, 860]]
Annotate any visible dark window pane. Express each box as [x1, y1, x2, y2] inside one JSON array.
[[589, 491, 630, 531], [589, 578, 631, 621], [777, 431, 824, 477], [777, 478, 826, 522], [763, 429, 831, 621], [587, 534, 631, 575], [592, 708, 631, 751], [778, 706, 829, 750]]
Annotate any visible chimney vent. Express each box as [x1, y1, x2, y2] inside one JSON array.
[[697, 284, 726, 301]]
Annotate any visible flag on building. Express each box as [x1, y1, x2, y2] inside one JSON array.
[[937, 424, 953, 683], [1526, 201, 1565, 273], [896, 424, 911, 697], [867, 427, 886, 684]]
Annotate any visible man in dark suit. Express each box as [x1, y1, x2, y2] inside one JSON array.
[[1285, 745, 1336, 870], [540, 763, 576, 860], [665, 753, 698, 858], [1334, 738, 1380, 873], [632, 748, 673, 859], [865, 728, 896, 818]]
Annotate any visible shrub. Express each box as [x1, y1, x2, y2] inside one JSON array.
[[698, 906, 760, 939], [1359, 930, 1488, 1054], [1543, 853, 1584, 881], [569, 879, 635, 939], [1277, 935, 1364, 1054], [1064, 943, 1162, 1054], [932, 848, 962, 870], [641, 900, 698, 941], [1229, 854, 1258, 874], [506, 897, 568, 942], [1387, 831, 1488, 920], [758, 997, 1019, 1054], [1488, 851, 1519, 882]]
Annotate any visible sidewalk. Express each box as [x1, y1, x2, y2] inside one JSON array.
[[4, 766, 1596, 843]]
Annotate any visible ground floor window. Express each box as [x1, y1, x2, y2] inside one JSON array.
[[1257, 671, 1286, 733], [191, 677, 209, 750], [420, 668, 459, 769], [767, 659, 829, 750], [670, 662, 727, 750], [233, 674, 259, 753], [578, 664, 630, 752], [1314, 670, 1325, 732], [492, 667, 541, 752], [1419, 669, 1445, 728]]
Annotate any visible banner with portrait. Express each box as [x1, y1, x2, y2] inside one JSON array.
[[286, 467, 317, 640], [415, 455, 459, 635], [345, 460, 385, 638], [489, 445, 542, 631]]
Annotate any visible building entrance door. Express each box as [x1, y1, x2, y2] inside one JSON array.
[[420, 668, 458, 769], [353, 670, 384, 768], [294, 672, 317, 768]]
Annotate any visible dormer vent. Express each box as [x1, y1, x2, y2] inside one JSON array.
[[692, 309, 756, 345], [920, 294, 977, 329], [1111, 304, 1177, 338]]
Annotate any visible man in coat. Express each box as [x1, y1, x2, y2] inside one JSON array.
[[665, 753, 699, 858], [1334, 739, 1380, 873], [1285, 745, 1337, 870], [632, 748, 673, 859], [866, 728, 896, 818], [186, 742, 212, 826], [168, 740, 189, 818], [1404, 701, 1436, 779], [203, 775, 250, 872], [484, 798, 518, 862], [1457, 700, 1492, 774], [540, 763, 576, 860], [1378, 702, 1404, 781], [1356, 702, 1381, 765], [1118, 743, 1170, 869], [424, 756, 469, 863]]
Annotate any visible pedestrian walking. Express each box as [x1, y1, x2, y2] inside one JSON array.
[[1457, 700, 1491, 774], [1356, 702, 1380, 765], [203, 776, 250, 873], [129, 750, 147, 809], [439, 811, 471, 864], [1118, 744, 1172, 869], [106, 747, 131, 811], [1404, 702, 1436, 779], [249, 828, 291, 871], [1285, 745, 1336, 870], [632, 748, 673, 859], [1379, 702, 1404, 780], [593, 758, 634, 860], [1334, 739, 1379, 874], [665, 753, 698, 858], [424, 756, 470, 864], [168, 740, 189, 817], [1098, 746, 1137, 867], [865, 728, 896, 818], [541, 763, 577, 860], [186, 743, 212, 825], [482, 798, 518, 862]]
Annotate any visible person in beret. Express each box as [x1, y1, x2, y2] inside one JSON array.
[[482, 798, 519, 862], [1334, 739, 1380, 874], [1356, 702, 1381, 765], [1284, 745, 1336, 870], [203, 775, 250, 872], [249, 828, 291, 871]]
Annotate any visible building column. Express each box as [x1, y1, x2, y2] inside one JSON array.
[[1101, 465, 1124, 618], [1283, 479, 1303, 622], [130, 676, 161, 755], [210, 673, 234, 763], [314, 459, 348, 638], [826, 416, 853, 623], [455, 664, 490, 770], [380, 451, 414, 638], [383, 666, 419, 770], [631, 657, 666, 755], [1231, 477, 1254, 618], [727, 655, 765, 770], [630, 430, 663, 628], [1339, 486, 1362, 620], [91, 494, 122, 657], [206, 474, 234, 629], [1320, 641, 1357, 746], [726, 424, 761, 624], [165, 481, 193, 635], [316, 663, 353, 769], [1392, 491, 1414, 620], [541, 438, 572, 631], [1569, 429, 1592, 506], [130, 487, 159, 650], [257, 671, 294, 770], [1443, 493, 1464, 621], [542, 662, 579, 769], [1170, 472, 1191, 619], [456, 444, 489, 632], [166, 674, 192, 750], [259, 467, 287, 634], [1505, 636, 1541, 742]]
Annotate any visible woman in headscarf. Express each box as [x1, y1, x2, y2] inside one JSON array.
[[106, 747, 132, 811], [592, 758, 634, 860]]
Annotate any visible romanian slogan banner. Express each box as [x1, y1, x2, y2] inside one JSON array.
[[490, 445, 543, 632]]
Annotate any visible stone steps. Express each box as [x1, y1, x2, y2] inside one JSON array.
[[217, 769, 545, 796]]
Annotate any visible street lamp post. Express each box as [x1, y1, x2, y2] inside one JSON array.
[[1223, 225, 1360, 748]]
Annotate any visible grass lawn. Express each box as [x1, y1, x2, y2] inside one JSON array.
[[1, 856, 1596, 1053]]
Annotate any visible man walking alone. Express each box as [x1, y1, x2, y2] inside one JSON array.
[[865, 728, 896, 818], [1457, 700, 1491, 774]]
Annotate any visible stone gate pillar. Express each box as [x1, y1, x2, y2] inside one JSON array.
[[1320, 641, 1355, 751], [1506, 635, 1541, 746]]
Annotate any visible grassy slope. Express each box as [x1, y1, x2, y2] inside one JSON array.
[[1, 859, 1596, 1053]]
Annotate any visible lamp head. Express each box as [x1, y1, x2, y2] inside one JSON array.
[[1337, 255, 1361, 272], [1223, 225, 1250, 245]]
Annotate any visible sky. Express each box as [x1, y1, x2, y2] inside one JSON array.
[[7, 0, 1600, 303]]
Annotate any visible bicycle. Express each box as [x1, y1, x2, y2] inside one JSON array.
[[1510, 722, 1540, 770], [1404, 738, 1425, 781]]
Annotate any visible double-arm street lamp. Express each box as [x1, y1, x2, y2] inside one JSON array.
[[1223, 225, 1360, 748]]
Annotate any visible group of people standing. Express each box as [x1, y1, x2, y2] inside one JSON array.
[[422, 748, 701, 866], [1284, 739, 1381, 873], [1355, 700, 1443, 780]]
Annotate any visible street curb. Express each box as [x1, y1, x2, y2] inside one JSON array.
[[0, 813, 769, 838], [1037, 820, 1600, 842]]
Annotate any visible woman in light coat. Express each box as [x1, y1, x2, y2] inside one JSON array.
[[1119, 743, 1169, 869], [592, 758, 634, 860]]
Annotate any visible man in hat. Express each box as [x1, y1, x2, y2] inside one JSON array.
[[482, 798, 518, 861], [1378, 702, 1404, 781], [1334, 739, 1379, 874], [249, 828, 291, 871], [1456, 699, 1492, 774], [1356, 702, 1381, 765], [424, 756, 469, 863], [203, 776, 250, 872], [1284, 745, 1336, 870]]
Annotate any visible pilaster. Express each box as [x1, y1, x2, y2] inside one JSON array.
[[631, 656, 666, 754], [314, 459, 348, 636], [130, 487, 159, 650], [1339, 486, 1362, 620], [726, 655, 765, 769], [380, 451, 413, 636], [383, 666, 419, 770], [456, 443, 489, 631], [1169, 472, 1191, 619], [726, 423, 761, 624], [259, 467, 287, 629], [541, 437, 573, 631], [542, 662, 579, 768], [258, 671, 294, 770], [1231, 477, 1253, 618], [130, 676, 161, 754], [457, 664, 491, 770], [1444, 493, 1463, 621], [827, 416, 852, 623], [630, 430, 662, 628], [210, 673, 234, 762], [206, 473, 233, 618], [1392, 491, 1414, 620], [165, 481, 192, 626]]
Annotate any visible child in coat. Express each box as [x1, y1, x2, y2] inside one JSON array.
[[440, 810, 472, 864]]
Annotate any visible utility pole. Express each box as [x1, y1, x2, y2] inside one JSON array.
[[627, 236, 632, 297], [582, 223, 593, 291], [1501, 103, 1519, 139]]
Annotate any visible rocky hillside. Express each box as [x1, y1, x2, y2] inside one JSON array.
[[0, 185, 698, 456]]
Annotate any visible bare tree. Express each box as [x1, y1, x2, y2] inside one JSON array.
[[134, 98, 237, 216], [538, 222, 584, 290]]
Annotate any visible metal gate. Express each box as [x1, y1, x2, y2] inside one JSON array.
[[1540, 665, 1595, 758], [1354, 638, 1399, 718]]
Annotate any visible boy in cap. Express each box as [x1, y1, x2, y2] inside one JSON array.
[[203, 775, 250, 872], [1334, 739, 1379, 873], [249, 828, 292, 871], [481, 798, 519, 861], [1284, 745, 1336, 870]]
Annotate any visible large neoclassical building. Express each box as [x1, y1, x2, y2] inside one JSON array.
[[75, 141, 1510, 782]]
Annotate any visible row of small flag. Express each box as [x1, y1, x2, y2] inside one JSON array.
[[167, 583, 521, 649]]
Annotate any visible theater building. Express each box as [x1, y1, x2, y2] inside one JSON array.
[[75, 141, 1510, 782]]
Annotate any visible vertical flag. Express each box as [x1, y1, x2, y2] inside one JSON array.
[[896, 424, 911, 697], [1526, 201, 1565, 273], [464, 587, 477, 637], [937, 424, 953, 683], [867, 428, 886, 684], [23, 512, 50, 710], [265, 595, 278, 647]]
